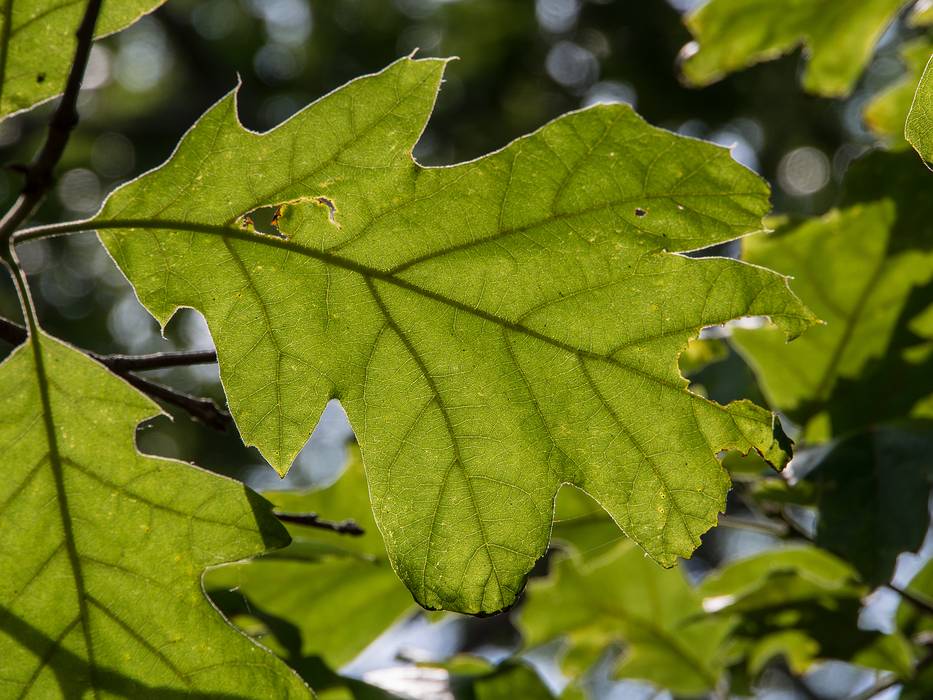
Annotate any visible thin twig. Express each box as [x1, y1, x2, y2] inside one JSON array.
[[0, 315, 24, 345], [887, 582, 933, 619], [120, 373, 232, 432], [718, 513, 789, 537], [0, 316, 217, 370], [97, 349, 218, 371], [851, 646, 933, 700], [274, 512, 365, 536], [0, 0, 104, 252], [1, 315, 227, 429]]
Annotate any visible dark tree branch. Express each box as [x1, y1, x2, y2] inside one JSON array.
[[120, 373, 232, 432], [0, 315, 24, 345], [274, 512, 365, 536], [98, 349, 218, 371], [887, 582, 933, 619], [0, 0, 104, 253], [1, 315, 227, 429]]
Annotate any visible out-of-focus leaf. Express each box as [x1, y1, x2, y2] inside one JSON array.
[[912, 0, 933, 25], [865, 39, 933, 149], [680, 0, 907, 97], [550, 486, 624, 563], [679, 337, 729, 376], [851, 634, 916, 679], [698, 546, 863, 611], [751, 478, 817, 506], [896, 558, 933, 636], [0, 333, 308, 697], [519, 543, 731, 697], [907, 55, 933, 165], [427, 656, 554, 700], [206, 445, 414, 670], [733, 152, 933, 439], [94, 56, 814, 613], [699, 547, 900, 675], [808, 424, 933, 586], [746, 630, 819, 675], [0, 0, 166, 120]]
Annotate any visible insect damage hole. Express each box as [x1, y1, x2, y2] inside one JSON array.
[[634, 207, 647, 217], [315, 196, 338, 225]]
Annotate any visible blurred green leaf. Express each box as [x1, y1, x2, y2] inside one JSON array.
[[427, 656, 554, 700], [912, 0, 933, 25], [550, 486, 624, 563], [0, 0, 165, 120], [680, 0, 907, 97], [519, 543, 731, 697], [808, 423, 933, 585], [865, 38, 933, 149], [896, 558, 933, 636], [679, 337, 729, 376], [0, 333, 308, 697], [206, 445, 415, 670], [733, 152, 933, 439], [94, 56, 813, 613], [698, 547, 904, 676]]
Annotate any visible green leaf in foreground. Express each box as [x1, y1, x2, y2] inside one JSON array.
[[907, 54, 933, 165], [0, 0, 165, 120], [0, 333, 308, 697], [518, 543, 731, 697], [206, 444, 415, 670], [680, 0, 907, 97], [91, 56, 815, 614], [865, 39, 933, 149], [732, 152, 933, 440]]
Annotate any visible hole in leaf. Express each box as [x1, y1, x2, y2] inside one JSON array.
[[634, 207, 646, 217], [240, 206, 287, 239]]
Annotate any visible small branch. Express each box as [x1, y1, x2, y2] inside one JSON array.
[[887, 582, 933, 619], [0, 0, 104, 250], [274, 512, 365, 536], [99, 349, 218, 372], [777, 508, 816, 542], [120, 373, 232, 432], [851, 646, 933, 700], [718, 513, 788, 537], [1, 315, 227, 429], [0, 315, 24, 345]]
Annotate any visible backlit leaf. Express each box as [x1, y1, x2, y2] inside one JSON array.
[[0, 0, 166, 120], [0, 333, 308, 697], [92, 56, 814, 614], [680, 0, 907, 97]]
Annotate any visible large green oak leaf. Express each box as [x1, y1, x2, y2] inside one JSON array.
[[0, 0, 165, 120], [87, 57, 815, 614], [0, 332, 309, 697], [680, 0, 908, 97]]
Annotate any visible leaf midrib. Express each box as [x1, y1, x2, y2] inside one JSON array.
[[24, 334, 100, 695], [92, 218, 787, 405]]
